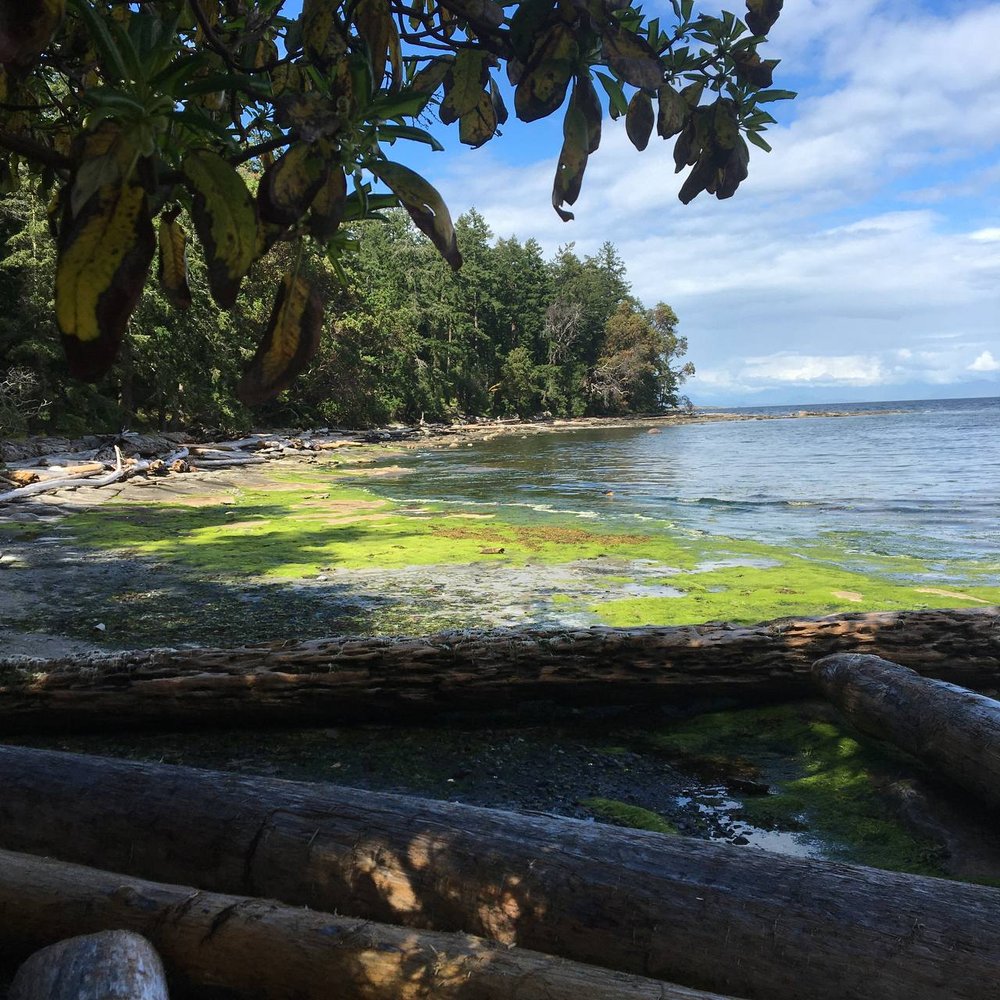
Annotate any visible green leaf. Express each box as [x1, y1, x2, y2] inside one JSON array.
[[754, 88, 796, 103], [745, 129, 772, 151], [67, 0, 128, 83], [376, 124, 445, 151], [595, 71, 627, 120]]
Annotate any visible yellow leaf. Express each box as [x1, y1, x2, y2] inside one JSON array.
[[157, 213, 193, 311], [55, 178, 154, 380], [458, 88, 498, 148], [238, 273, 324, 405], [181, 150, 259, 308]]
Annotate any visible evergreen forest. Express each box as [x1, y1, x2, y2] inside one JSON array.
[[0, 184, 693, 436]]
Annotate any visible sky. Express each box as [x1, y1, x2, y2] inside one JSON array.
[[389, 0, 1000, 406]]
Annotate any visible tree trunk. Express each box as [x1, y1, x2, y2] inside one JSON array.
[[1, 746, 999, 1000], [814, 653, 1000, 812], [0, 608, 997, 733], [0, 849, 730, 1000], [9, 931, 168, 1000]]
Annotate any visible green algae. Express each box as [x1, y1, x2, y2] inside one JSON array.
[[633, 704, 947, 875], [47, 455, 997, 630], [583, 797, 679, 834]]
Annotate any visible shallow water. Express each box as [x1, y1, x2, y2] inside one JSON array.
[[370, 397, 1000, 567]]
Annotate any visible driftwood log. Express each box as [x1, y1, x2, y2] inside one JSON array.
[[9, 931, 169, 1000], [0, 849, 732, 1000], [0, 608, 997, 733], [814, 653, 1000, 812], [1, 746, 999, 1000]]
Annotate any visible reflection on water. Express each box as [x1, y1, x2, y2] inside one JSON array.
[[371, 398, 1000, 563]]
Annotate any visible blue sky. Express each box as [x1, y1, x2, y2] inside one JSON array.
[[375, 0, 1000, 405]]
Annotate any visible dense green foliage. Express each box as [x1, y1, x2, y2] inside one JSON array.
[[0, 185, 691, 433], [0, 0, 786, 405]]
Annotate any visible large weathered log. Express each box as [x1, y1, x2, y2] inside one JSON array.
[[0, 849, 730, 1000], [814, 653, 1000, 812], [10, 931, 168, 1000], [1, 746, 999, 1000], [0, 608, 997, 733]]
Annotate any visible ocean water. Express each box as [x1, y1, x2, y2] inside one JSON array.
[[369, 397, 1000, 567]]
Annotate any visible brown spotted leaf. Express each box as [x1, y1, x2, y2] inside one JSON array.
[[257, 142, 327, 228], [552, 99, 588, 221], [459, 87, 498, 147], [55, 177, 155, 380], [656, 85, 686, 139], [602, 26, 663, 90], [238, 273, 324, 406], [355, 0, 393, 87], [371, 160, 462, 269], [308, 166, 347, 240], [575, 74, 602, 153], [514, 23, 579, 123], [745, 0, 783, 36], [440, 49, 489, 124], [625, 90, 654, 151], [182, 150, 259, 309]]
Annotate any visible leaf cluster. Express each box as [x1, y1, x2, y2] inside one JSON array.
[[0, 0, 789, 399]]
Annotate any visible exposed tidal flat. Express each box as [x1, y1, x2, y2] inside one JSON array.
[[2, 397, 999, 878]]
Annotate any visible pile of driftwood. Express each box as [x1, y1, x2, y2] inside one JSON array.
[[0, 425, 448, 504], [3, 611, 1000, 999]]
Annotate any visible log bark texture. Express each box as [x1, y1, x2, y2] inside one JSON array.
[[0, 608, 997, 733], [814, 653, 1000, 812], [2, 746, 1000, 1000], [9, 931, 168, 1000], [0, 849, 730, 1000]]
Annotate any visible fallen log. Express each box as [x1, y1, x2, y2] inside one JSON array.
[[10, 931, 168, 1000], [0, 608, 996, 733], [814, 653, 1000, 813], [0, 849, 730, 1000], [1, 746, 998, 1000]]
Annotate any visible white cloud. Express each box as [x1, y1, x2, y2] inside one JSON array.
[[969, 350, 1000, 372], [412, 1, 1000, 402]]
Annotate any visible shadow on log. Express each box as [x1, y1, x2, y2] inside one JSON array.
[[0, 608, 997, 733], [0, 849, 733, 1000], [814, 652, 1000, 813], [1, 746, 999, 1000]]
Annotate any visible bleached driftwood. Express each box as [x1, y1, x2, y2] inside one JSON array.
[[0, 448, 124, 503]]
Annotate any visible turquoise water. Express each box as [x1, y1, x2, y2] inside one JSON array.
[[369, 397, 1000, 567]]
